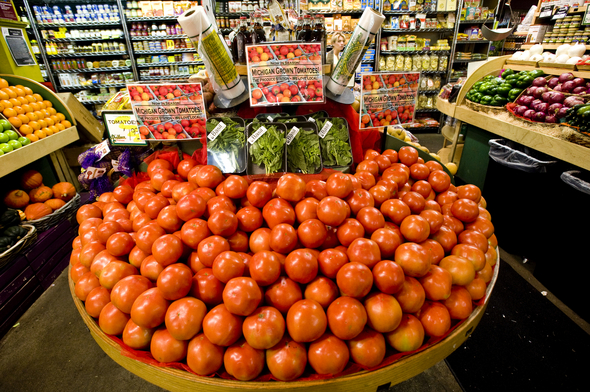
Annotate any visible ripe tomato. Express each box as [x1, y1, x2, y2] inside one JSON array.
[[207, 195, 237, 216], [151, 328, 188, 363], [249, 250, 281, 287], [96, 222, 123, 245], [303, 276, 339, 309], [113, 184, 134, 205], [143, 194, 170, 220], [419, 238, 445, 265], [305, 180, 328, 200], [197, 235, 230, 267], [122, 319, 154, 350], [380, 199, 411, 225], [419, 265, 453, 301], [294, 198, 319, 223], [150, 169, 176, 192], [308, 333, 349, 375], [223, 277, 262, 316], [140, 255, 164, 281], [157, 263, 193, 300], [417, 301, 451, 338], [211, 250, 245, 283], [173, 182, 198, 203], [202, 303, 243, 346], [104, 232, 134, 257], [439, 255, 476, 286], [136, 223, 166, 254], [326, 172, 354, 199], [465, 215, 495, 239], [165, 297, 207, 340], [372, 259, 405, 295], [223, 339, 265, 381], [111, 275, 153, 313], [402, 191, 426, 214], [297, 219, 327, 249], [99, 261, 138, 290], [363, 292, 403, 333], [457, 184, 482, 203], [180, 218, 211, 250], [444, 285, 473, 320], [336, 262, 373, 299], [370, 227, 402, 259], [369, 184, 393, 207], [263, 276, 303, 315], [266, 335, 308, 381], [276, 173, 306, 202], [465, 277, 487, 300], [354, 171, 376, 191], [346, 189, 374, 215], [430, 224, 458, 253], [195, 165, 224, 188], [419, 210, 444, 235], [284, 248, 318, 284], [207, 209, 238, 237], [157, 205, 183, 233], [286, 299, 327, 343], [151, 234, 183, 267], [409, 163, 431, 181], [89, 249, 117, 277], [246, 181, 272, 208], [326, 296, 367, 340], [177, 158, 197, 180], [85, 286, 111, 318], [382, 164, 409, 189], [269, 223, 298, 254], [450, 198, 480, 223], [79, 241, 106, 268], [336, 218, 365, 247], [347, 327, 386, 368], [76, 204, 102, 224], [347, 238, 381, 269], [394, 242, 431, 278], [374, 155, 392, 173], [398, 146, 419, 167], [175, 193, 206, 221], [317, 248, 349, 279], [130, 287, 170, 329], [187, 333, 225, 375], [236, 206, 263, 232], [242, 306, 285, 349], [317, 196, 350, 227], [70, 262, 88, 284], [356, 206, 385, 235], [262, 198, 296, 229], [394, 276, 425, 313], [223, 175, 249, 199], [98, 302, 130, 335], [451, 243, 486, 271], [400, 215, 430, 243], [384, 314, 424, 352], [428, 170, 451, 193], [190, 268, 224, 306]]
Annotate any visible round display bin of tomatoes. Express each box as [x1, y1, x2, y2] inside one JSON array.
[[68, 249, 499, 392]]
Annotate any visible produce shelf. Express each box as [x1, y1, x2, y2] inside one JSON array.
[[140, 75, 191, 80], [0, 126, 78, 177], [38, 21, 122, 28], [68, 256, 499, 392]]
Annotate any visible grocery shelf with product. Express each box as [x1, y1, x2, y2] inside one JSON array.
[[1, 1, 589, 392]]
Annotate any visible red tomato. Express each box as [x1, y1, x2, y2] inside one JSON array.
[[151, 328, 188, 363], [465, 277, 487, 300], [354, 171, 376, 190], [428, 170, 451, 193], [363, 292, 403, 333], [394, 276, 426, 313], [224, 339, 265, 381], [380, 199, 411, 225], [195, 165, 224, 188], [207, 209, 238, 237], [150, 169, 176, 192], [242, 306, 285, 349], [263, 276, 303, 315], [369, 184, 392, 207], [165, 297, 207, 340], [177, 158, 197, 180], [180, 218, 211, 250], [187, 333, 225, 375], [122, 319, 154, 350], [409, 163, 431, 181], [372, 259, 405, 295], [172, 181, 197, 203], [207, 195, 237, 216], [249, 250, 281, 287], [346, 327, 386, 368], [295, 197, 319, 223], [246, 181, 273, 208], [450, 198, 480, 223], [276, 173, 306, 202], [223, 175, 249, 199], [401, 191, 426, 214], [457, 184, 482, 203], [317, 248, 349, 279], [305, 180, 328, 200], [444, 285, 473, 320], [346, 188, 374, 215], [317, 196, 350, 227], [304, 276, 339, 309], [190, 268, 224, 307], [79, 241, 106, 268], [143, 194, 170, 220], [76, 204, 102, 224], [266, 335, 308, 381], [249, 228, 271, 253], [236, 206, 263, 232], [417, 301, 451, 337], [202, 303, 243, 346], [384, 314, 424, 352], [336, 218, 365, 247], [326, 296, 367, 340], [286, 299, 327, 343], [151, 234, 183, 267], [398, 146, 419, 167], [336, 262, 373, 299], [326, 172, 354, 199], [85, 286, 111, 318], [130, 287, 170, 329], [262, 198, 296, 229], [157, 205, 183, 233], [439, 255, 476, 286], [430, 224, 458, 253], [157, 263, 193, 301], [356, 206, 385, 235], [140, 255, 164, 281], [451, 243, 486, 272], [89, 249, 118, 277], [135, 223, 166, 254], [394, 242, 431, 278], [197, 235, 230, 267], [399, 215, 430, 243], [222, 277, 262, 316], [308, 333, 350, 375], [370, 227, 402, 259], [284, 248, 318, 284], [113, 184, 134, 205], [111, 275, 153, 314], [70, 262, 89, 284], [465, 215, 495, 238], [212, 250, 246, 283], [175, 193, 206, 221], [98, 302, 130, 335], [347, 238, 381, 269], [297, 219, 327, 249], [99, 261, 138, 290], [269, 223, 298, 254], [96, 221, 122, 244]]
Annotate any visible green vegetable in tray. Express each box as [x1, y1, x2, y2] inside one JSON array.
[[287, 127, 321, 174], [317, 118, 352, 167], [206, 117, 245, 173], [249, 123, 286, 175]]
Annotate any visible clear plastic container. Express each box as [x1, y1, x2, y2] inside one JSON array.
[[207, 117, 247, 174], [412, 54, 422, 71], [403, 55, 412, 71]]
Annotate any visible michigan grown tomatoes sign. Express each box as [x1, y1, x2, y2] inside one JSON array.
[[246, 43, 325, 107], [359, 72, 420, 130], [127, 82, 207, 141]]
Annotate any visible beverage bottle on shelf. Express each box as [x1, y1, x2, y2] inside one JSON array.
[[310, 14, 325, 43], [252, 12, 266, 43], [231, 16, 252, 64], [294, 17, 303, 40], [297, 14, 312, 41]]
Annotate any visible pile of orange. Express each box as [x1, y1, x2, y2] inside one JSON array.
[[0, 77, 72, 143]]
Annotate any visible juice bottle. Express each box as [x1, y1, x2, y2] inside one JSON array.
[[298, 14, 312, 41], [252, 12, 266, 43], [232, 16, 252, 64]]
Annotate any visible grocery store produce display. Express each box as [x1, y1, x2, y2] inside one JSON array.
[[465, 69, 544, 107], [69, 144, 497, 384]]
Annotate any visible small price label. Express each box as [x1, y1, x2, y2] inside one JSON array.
[[248, 125, 268, 144], [309, 117, 316, 122], [286, 126, 300, 145], [319, 120, 333, 138], [84, 167, 107, 180], [267, 116, 274, 122], [94, 139, 110, 161], [208, 121, 226, 141]]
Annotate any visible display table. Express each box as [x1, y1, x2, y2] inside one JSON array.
[[68, 252, 499, 392]]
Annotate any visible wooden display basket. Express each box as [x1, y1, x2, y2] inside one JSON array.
[[68, 254, 500, 392], [505, 59, 540, 67], [576, 64, 590, 71], [465, 98, 507, 115]]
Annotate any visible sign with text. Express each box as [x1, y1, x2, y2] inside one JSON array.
[[1, 27, 36, 66], [359, 72, 420, 130], [246, 42, 324, 107], [127, 82, 206, 141], [102, 111, 147, 146]]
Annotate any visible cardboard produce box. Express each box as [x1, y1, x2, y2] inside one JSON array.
[[57, 93, 105, 143]]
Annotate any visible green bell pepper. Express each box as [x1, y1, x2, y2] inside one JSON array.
[[508, 88, 523, 101], [478, 82, 492, 93], [480, 95, 494, 105], [516, 75, 534, 88], [497, 85, 512, 97], [470, 92, 483, 103], [502, 68, 515, 78], [529, 69, 545, 78], [491, 95, 509, 106]]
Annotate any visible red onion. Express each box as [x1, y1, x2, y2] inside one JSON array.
[[562, 81, 576, 92], [573, 78, 585, 87], [515, 105, 529, 116], [524, 109, 536, 119], [564, 96, 586, 107], [559, 72, 575, 83], [532, 77, 548, 87], [573, 86, 587, 94], [536, 102, 549, 113], [533, 86, 548, 98], [517, 95, 534, 107], [545, 114, 557, 123], [531, 99, 543, 110], [534, 112, 546, 122], [557, 107, 569, 118], [548, 102, 564, 115], [548, 78, 560, 89]]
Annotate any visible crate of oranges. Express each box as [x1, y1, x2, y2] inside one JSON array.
[[0, 75, 74, 154]]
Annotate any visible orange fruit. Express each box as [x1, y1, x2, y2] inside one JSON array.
[[2, 88, 16, 98], [0, 78, 8, 88], [48, 125, 58, 134], [43, 100, 52, 108], [0, 103, 4, 113], [3, 107, 17, 118], [19, 124, 33, 135], [38, 119, 47, 128], [28, 120, 40, 131], [25, 95, 36, 103], [8, 98, 19, 107], [13, 87, 25, 97], [26, 112, 39, 122], [56, 112, 65, 122], [21, 103, 32, 113], [13, 105, 25, 115], [44, 116, 54, 126], [16, 96, 27, 105], [48, 107, 56, 115], [38, 101, 46, 110], [26, 134, 39, 143], [0, 90, 9, 100], [30, 102, 40, 111], [34, 129, 47, 139], [33, 110, 45, 119], [1, 99, 12, 108], [56, 123, 65, 131], [23, 87, 33, 95], [32, 93, 43, 102], [8, 116, 22, 128], [49, 115, 59, 124], [42, 127, 52, 136], [17, 113, 29, 124], [61, 120, 72, 128]]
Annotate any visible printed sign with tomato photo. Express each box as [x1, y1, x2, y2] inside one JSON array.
[[246, 43, 325, 106], [359, 72, 420, 130], [127, 83, 207, 140]]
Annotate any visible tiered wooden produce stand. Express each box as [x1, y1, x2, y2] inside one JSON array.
[[437, 56, 590, 172]]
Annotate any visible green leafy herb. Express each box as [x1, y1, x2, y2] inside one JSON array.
[[287, 127, 321, 174], [317, 117, 352, 167], [277, 118, 298, 123], [206, 117, 245, 173], [249, 123, 286, 175]]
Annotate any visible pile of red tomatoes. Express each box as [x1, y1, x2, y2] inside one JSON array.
[[70, 145, 497, 382]]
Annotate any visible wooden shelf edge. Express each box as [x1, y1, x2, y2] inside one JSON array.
[[521, 44, 589, 51], [0, 126, 80, 177], [436, 96, 457, 117]]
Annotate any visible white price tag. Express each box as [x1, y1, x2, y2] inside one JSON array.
[[208, 121, 226, 141], [309, 117, 316, 122], [318, 120, 333, 139], [94, 140, 110, 161], [84, 167, 107, 180], [286, 126, 300, 145], [248, 125, 268, 144], [267, 116, 274, 122]]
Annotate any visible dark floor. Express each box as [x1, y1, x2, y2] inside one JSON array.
[[1, 133, 588, 391]]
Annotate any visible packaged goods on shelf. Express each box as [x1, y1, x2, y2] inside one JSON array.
[[32, 3, 121, 24]]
